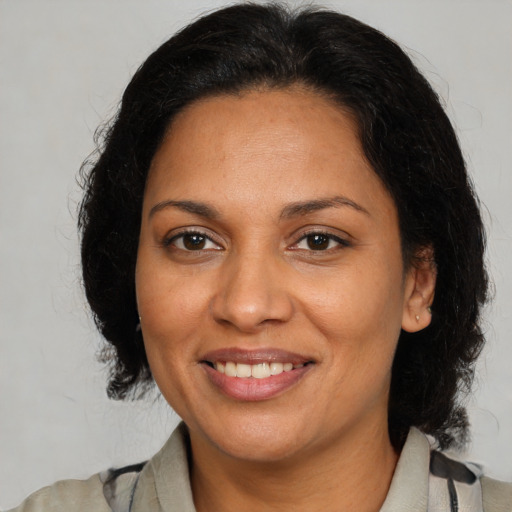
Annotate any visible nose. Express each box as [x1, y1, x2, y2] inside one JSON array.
[[210, 254, 294, 333]]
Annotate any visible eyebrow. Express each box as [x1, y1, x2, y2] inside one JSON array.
[[280, 196, 370, 219], [149, 200, 221, 220], [148, 195, 369, 221]]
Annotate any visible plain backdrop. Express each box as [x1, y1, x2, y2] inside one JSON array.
[[1, 0, 511, 508]]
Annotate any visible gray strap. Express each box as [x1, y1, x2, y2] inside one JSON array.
[[428, 450, 483, 512], [100, 463, 146, 512]]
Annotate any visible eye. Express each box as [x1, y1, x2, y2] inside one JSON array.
[[293, 232, 349, 251], [166, 231, 222, 251]]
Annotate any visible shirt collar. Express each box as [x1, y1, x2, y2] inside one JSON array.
[[138, 423, 431, 512]]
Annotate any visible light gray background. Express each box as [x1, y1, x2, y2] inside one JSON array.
[[1, 0, 511, 508]]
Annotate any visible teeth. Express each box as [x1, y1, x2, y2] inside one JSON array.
[[236, 363, 252, 378], [225, 361, 237, 377], [270, 362, 283, 375], [213, 361, 306, 378], [252, 363, 270, 379]]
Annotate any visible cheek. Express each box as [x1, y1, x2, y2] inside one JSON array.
[[301, 260, 404, 336], [135, 262, 206, 405], [136, 250, 212, 339], [299, 257, 404, 387]]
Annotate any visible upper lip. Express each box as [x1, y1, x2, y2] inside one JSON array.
[[201, 348, 314, 365]]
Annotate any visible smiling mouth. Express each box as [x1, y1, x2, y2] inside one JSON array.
[[204, 361, 311, 378], [200, 348, 315, 400]]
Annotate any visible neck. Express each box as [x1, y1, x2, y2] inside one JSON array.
[[190, 419, 399, 512]]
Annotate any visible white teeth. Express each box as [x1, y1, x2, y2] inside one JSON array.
[[270, 362, 284, 375], [251, 362, 271, 379], [225, 361, 237, 377], [236, 363, 252, 378], [213, 360, 306, 378]]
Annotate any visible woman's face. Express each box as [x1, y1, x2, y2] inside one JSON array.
[[136, 88, 432, 462]]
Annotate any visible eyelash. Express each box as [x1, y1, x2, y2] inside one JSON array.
[[291, 231, 351, 252], [163, 229, 350, 253], [163, 229, 222, 251]]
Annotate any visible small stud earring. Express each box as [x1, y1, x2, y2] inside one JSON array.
[[415, 314, 420, 322]]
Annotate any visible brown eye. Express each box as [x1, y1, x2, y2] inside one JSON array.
[[167, 231, 222, 252], [183, 233, 206, 250], [306, 234, 330, 250], [293, 231, 350, 252]]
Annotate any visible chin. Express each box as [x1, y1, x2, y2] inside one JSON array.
[[193, 413, 314, 463]]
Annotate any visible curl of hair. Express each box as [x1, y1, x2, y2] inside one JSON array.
[[79, 2, 488, 448]]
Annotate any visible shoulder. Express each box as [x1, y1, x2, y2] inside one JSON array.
[[5, 463, 146, 512], [429, 448, 511, 512], [4, 425, 194, 512], [5, 473, 111, 512], [481, 476, 512, 512], [390, 428, 511, 512]]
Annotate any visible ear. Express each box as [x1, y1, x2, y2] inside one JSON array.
[[401, 246, 436, 333]]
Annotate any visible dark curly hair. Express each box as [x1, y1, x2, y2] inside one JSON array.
[[78, 2, 488, 449]]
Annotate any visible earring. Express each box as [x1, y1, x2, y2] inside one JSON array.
[[415, 314, 420, 322]]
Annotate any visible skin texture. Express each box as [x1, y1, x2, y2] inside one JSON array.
[[136, 87, 435, 512]]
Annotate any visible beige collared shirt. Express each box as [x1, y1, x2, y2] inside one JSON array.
[[6, 424, 511, 511]]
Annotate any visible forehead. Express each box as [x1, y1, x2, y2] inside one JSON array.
[[145, 87, 394, 219], [164, 87, 361, 161]]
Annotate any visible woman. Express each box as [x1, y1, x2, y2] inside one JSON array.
[[8, 3, 511, 511]]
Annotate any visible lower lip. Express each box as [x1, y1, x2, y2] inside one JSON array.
[[202, 364, 312, 401]]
